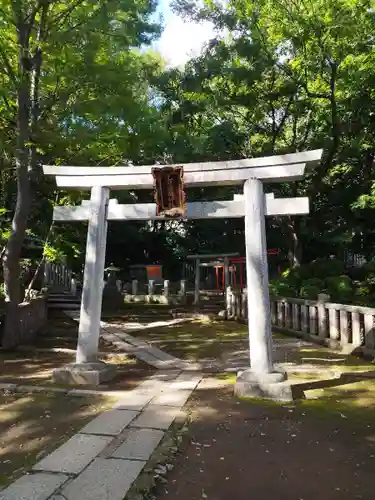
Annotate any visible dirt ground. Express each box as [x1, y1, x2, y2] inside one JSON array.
[[155, 382, 375, 500], [0, 310, 154, 390], [0, 391, 113, 487]]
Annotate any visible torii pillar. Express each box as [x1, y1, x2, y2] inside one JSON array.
[[233, 178, 291, 401]]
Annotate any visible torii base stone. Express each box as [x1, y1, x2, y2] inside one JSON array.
[[53, 361, 116, 386], [234, 370, 293, 402]]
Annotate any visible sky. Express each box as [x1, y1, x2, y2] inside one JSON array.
[[153, 0, 215, 67]]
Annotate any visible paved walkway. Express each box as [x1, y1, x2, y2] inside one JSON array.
[[0, 369, 202, 500], [99, 317, 334, 376]]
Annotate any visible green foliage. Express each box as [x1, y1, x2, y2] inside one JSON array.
[[326, 276, 353, 302], [3, 0, 375, 309], [299, 285, 320, 300], [43, 244, 66, 264], [269, 279, 297, 297], [280, 268, 304, 286], [306, 260, 345, 279], [347, 262, 375, 282]]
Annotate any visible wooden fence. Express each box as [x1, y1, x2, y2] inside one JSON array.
[[226, 288, 375, 354]]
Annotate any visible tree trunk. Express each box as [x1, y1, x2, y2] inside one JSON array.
[[1, 37, 32, 348]]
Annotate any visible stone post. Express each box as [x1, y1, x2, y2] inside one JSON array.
[[234, 178, 291, 401], [163, 280, 169, 298], [43, 261, 50, 288], [71, 278, 77, 296], [53, 186, 115, 385], [194, 258, 200, 305], [148, 280, 155, 296], [224, 256, 230, 288], [180, 279, 187, 304], [224, 256, 230, 305], [317, 293, 330, 338], [132, 279, 138, 295], [226, 286, 233, 319]]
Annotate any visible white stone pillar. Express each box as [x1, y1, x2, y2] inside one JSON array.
[[235, 178, 290, 400], [163, 280, 169, 298], [148, 280, 155, 296], [43, 261, 49, 287], [224, 256, 230, 289], [194, 258, 200, 305], [244, 177, 273, 374], [71, 278, 77, 296], [132, 279, 138, 295], [226, 286, 233, 319], [180, 279, 186, 295], [76, 186, 109, 364], [180, 279, 187, 304]]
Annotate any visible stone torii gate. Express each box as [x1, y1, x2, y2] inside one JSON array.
[[43, 149, 322, 399]]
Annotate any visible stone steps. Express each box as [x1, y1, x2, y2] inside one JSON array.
[[48, 292, 81, 311]]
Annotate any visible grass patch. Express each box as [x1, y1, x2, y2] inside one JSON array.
[[230, 355, 375, 425], [133, 317, 249, 342]]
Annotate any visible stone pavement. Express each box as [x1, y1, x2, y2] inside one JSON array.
[[65, 312, 203, 371], [100, 320, 333, 376], [0, 370, 202, 500]]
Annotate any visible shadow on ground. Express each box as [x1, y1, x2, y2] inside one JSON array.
[[0, 392, 113, 487], [0, 310, 154, 389], [154, 382, 375, 500]]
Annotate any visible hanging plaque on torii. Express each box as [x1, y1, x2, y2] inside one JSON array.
[[43, 148, 323, 400], [152, 166, 186, 217]]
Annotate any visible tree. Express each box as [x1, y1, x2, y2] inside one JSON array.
[[158, 0, 375, 266], [0, 0, 160, 347]]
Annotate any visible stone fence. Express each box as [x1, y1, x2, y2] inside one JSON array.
[[0, 296, 47, 348], [44, 262, 78, 295], [124, 279, 187, 304], [226, 288, 375, 356]]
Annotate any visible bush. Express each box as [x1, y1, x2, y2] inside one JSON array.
[[353, 286, 373, 306], [326, 275, 353, 302], [301, 278, 325, 289], [269, 279, 296, 297], [298, 278, 325, 300], [280, 267, 304, 286], [299, 285, 320, 299], [347, 262, 375, 281], [306, 258, 345, 278], [364, 272, 375, 288], [355, 285, 370, 296]]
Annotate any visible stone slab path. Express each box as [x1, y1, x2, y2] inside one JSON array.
[[100, 320, 332, 376], [65, 311, 204, 371], [67, 311, 345, 379], [0, 370, 202, 500]]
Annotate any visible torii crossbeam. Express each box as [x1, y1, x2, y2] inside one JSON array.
[[43, 149, 323, 400]]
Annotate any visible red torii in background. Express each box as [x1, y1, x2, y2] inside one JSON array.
[[214, 250, 281, 291]]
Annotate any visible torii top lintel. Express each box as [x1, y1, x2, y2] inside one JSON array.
[[43, 149, 323, 190]]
